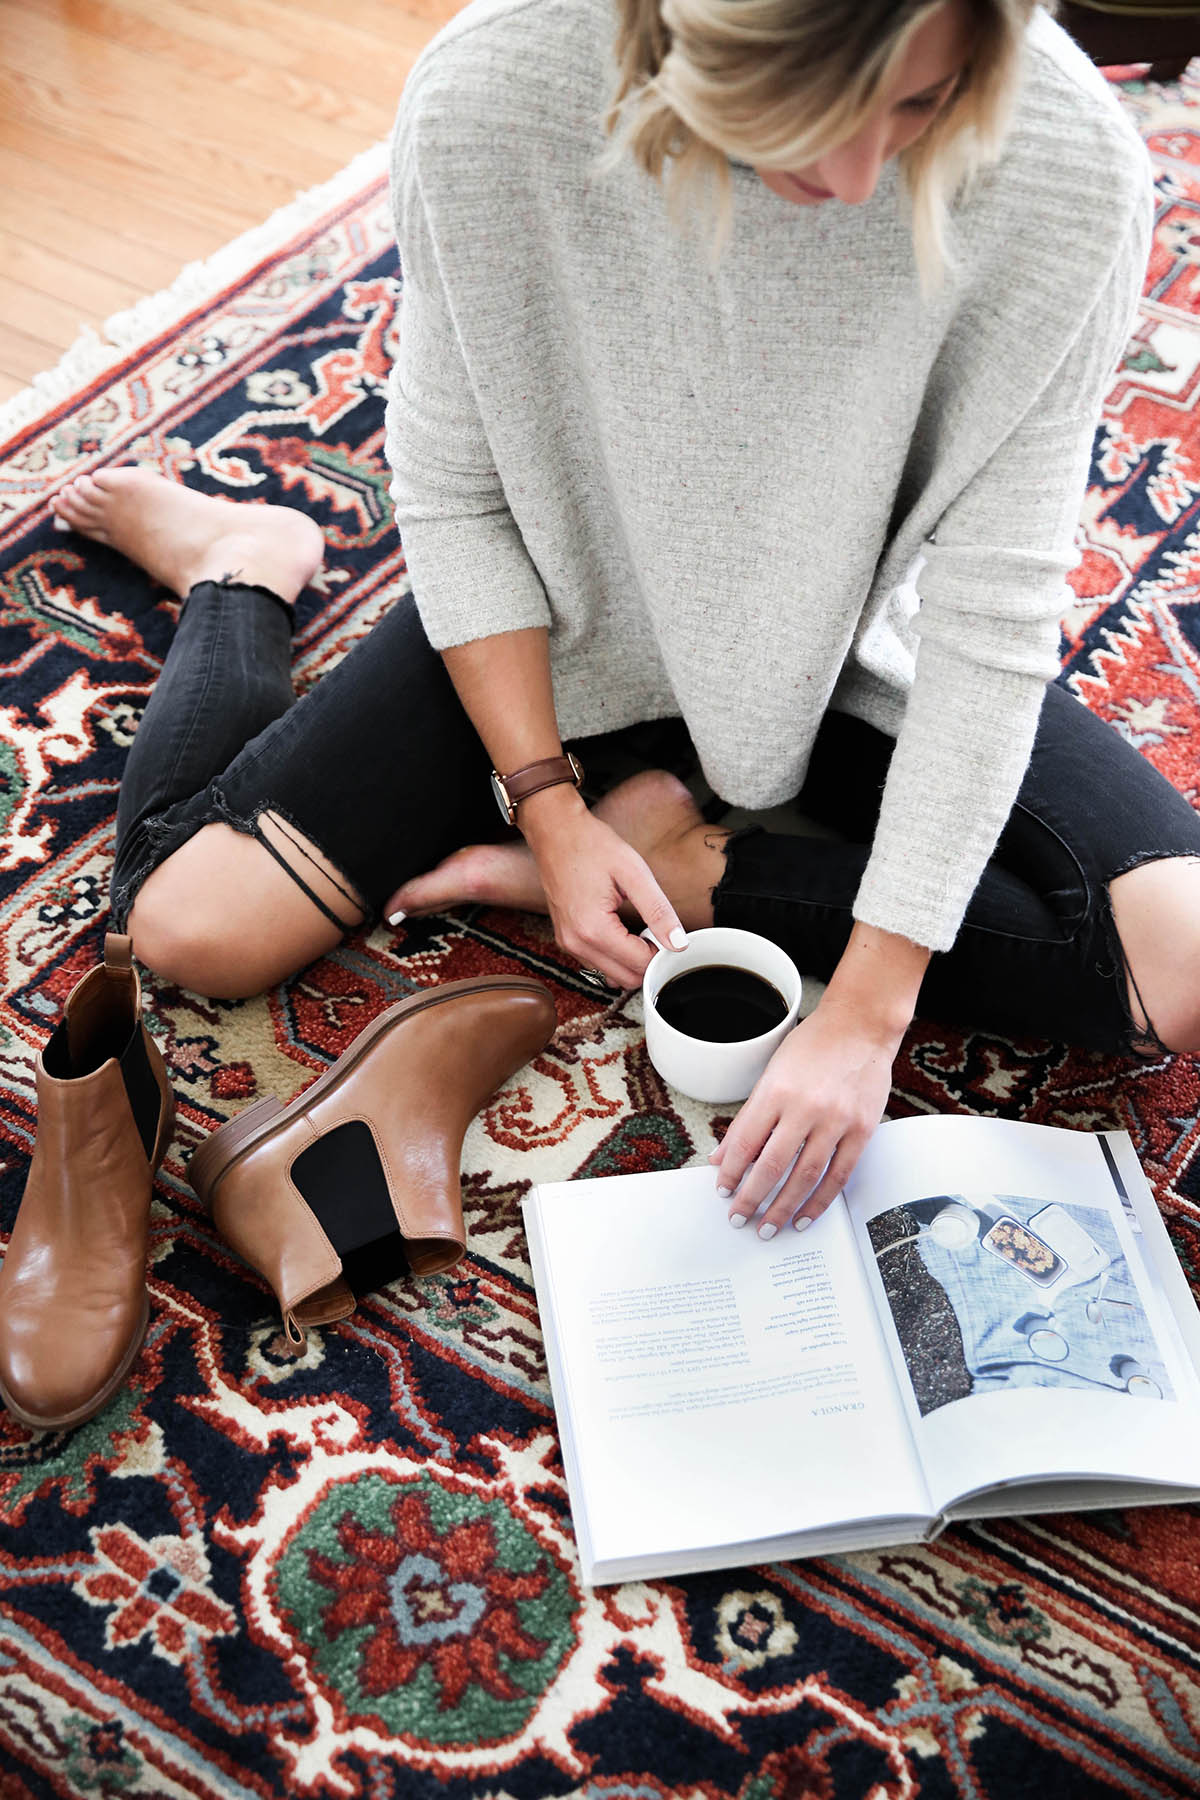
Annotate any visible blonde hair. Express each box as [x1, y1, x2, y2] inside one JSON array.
[[606, 0, 1045, 288]]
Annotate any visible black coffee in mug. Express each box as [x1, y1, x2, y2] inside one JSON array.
[[654, 963, 789, 1043]]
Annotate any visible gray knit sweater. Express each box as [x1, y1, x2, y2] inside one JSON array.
[[385, 0, 1151, 951]]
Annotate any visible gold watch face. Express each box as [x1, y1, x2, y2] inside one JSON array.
[[490, 771, 514, 824]]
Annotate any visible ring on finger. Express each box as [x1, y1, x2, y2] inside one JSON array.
[[577, 966, 611, 990]]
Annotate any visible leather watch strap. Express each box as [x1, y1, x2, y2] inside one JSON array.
[[491, 752, 584, 824]]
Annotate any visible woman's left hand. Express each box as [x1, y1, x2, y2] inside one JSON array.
[[710, 994, 901, 1236]]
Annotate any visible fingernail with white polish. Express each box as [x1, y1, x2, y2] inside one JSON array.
[[387, 909, 407, 926], [758, 1222, 778, 1241], [669, 927, 688, 949], [716, 1185, 732, 1199], [793, 1216, 813, 1233], [51, 517, 70, 532], [640, 927, 665, 953], [729, 1212, 747, 1228]]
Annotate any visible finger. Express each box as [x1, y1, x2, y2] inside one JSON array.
[[788, 1131, 870, 1230], [555, 922, 635, 991], [737, 1132, 815, 1231], [615, 854, 687, 952], [755, 1132, 840, 1237], [724, 1122, 800, 1226], [714, 1100, 776, 1208], [563, 912, 653, 989], [592, 919, 655, 988], [708, 1123, 735, 1167]]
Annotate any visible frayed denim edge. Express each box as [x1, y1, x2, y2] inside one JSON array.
[[1100, 850, 1200, 1058], [109, 787, 364, 940], [709, 825, 763, 922]]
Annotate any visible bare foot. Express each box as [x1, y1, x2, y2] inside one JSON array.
[[52, 467, 324, 604], [386, 769, 728, 930]]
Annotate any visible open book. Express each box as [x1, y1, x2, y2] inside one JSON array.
[[523, 1116, 1200, 1585]]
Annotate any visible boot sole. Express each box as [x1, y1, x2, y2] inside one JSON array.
[[189, 975, 553, 1213], [0, 1291, 151, 1432]]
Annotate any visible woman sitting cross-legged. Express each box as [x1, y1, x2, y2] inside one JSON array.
[[51, 0, 1200, 1250]]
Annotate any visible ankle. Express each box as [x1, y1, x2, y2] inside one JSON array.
[[646, 821, 727, 931], [189, 536, 302, 604]]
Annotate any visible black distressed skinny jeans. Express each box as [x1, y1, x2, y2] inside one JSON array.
[[110, 579, 1200, 1051]]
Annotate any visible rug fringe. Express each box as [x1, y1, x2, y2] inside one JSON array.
[[0, 141, 390, 450]]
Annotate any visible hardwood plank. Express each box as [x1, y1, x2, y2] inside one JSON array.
[[2, 10, 381, 181], [1, 235, 143, 323], [0, 369, 32, 407], [0, 314, 75, 384], [29, 0, 427, 107], [278, 0, 464, 40], [0, 71, 317, 226], [2, 191, 186, 297], [0, 115, 265, 238], [184, 0, 433, 76], [0, 271, 102, 348], [16, 0, 406, 138], [0, 146, 214, 267], [0, 0, 471, 383], [0, 125, 259, 242]]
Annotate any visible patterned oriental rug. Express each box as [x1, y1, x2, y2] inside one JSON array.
[[5, 68, 1200, 1800]]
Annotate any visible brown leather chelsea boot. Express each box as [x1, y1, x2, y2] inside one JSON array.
[[0, 934, 174, 1430], [189, 975, 556, 1350]]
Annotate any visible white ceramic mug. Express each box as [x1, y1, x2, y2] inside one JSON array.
[[642, 926, 803, 1103]]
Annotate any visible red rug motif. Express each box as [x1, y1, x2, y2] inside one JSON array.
[[2, 71, 1200, 1800]]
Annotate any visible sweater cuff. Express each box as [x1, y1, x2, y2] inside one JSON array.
[[850, 644, 1052, 952], [398, 513, 553, 649]]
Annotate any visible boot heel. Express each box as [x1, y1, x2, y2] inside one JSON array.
[[190, 1095, 285, 1212]]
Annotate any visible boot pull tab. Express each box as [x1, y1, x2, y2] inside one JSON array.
[[282, 1309, 308, 1355], [104, 934, 134, 973]]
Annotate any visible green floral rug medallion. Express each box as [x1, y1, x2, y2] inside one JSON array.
[[275, 1467, 576, 1748]]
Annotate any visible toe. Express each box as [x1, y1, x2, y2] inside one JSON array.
[[52, 474, 113, 541], [386, 874, 446, 914], [388, 846, 493, 914], [60, 475, 102, 522], [52, 480, 88, 524], [92, 465, 144, 494]]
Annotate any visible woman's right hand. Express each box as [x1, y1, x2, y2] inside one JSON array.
[[434, 629, 685, 985], [518, 785, 687, 987]]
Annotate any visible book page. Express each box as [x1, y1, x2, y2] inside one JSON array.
[[844, 1116, 1200, 1514], [526, 1166, 931, 1577]]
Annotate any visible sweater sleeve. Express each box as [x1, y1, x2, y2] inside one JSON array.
[[384, 104, 553, 648], [850, 184, 1152, 953]]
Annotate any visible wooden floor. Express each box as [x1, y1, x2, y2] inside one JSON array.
[[1, 4, 1176, 411], [0, 0, 467, 406]]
